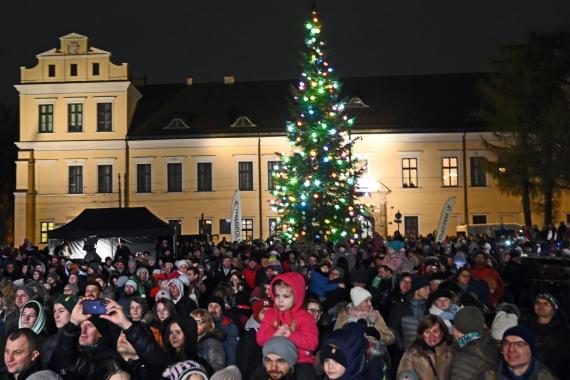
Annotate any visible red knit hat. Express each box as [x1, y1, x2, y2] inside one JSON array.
[[251, 298, 273, 322]]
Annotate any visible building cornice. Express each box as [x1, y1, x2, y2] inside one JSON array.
[[16, 140, 125, 151], [14, 81, 132, 95]]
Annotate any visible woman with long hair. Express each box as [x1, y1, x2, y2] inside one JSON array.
[[397, 315, 453, 380], [149, 298, 177, 348], [163, 316, 213, 376]]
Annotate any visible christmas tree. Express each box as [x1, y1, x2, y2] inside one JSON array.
[[270, 3, 368, 243]]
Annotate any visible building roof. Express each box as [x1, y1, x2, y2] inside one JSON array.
[[127, 72, 487, 140]]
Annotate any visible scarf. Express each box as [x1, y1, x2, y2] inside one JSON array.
[[457, 331, 481, 348]]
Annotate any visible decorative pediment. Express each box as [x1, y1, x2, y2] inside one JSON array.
[[346, 96, 370, 109], [163, 118, 190, 130], [230, 116, 256, 128]]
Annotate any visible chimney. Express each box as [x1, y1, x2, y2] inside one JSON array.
[[185, 77, 193, 86], [224, 76, 235, 85]]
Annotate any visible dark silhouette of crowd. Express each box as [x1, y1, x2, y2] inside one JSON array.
[[0, 224, 569, 380]]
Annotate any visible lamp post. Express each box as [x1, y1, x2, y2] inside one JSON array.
[[394, 210, 402, 233]]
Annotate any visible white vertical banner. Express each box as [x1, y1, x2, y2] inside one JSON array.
[[436, 196, 456, 243], [230, 190, 242, 242]]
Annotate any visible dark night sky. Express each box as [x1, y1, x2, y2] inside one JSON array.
[[1, 0, 569, 103]]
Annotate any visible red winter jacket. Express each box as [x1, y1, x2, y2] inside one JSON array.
[[256, 272, 318, 364]]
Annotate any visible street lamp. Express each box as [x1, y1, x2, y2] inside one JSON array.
[[394, 210, 402, 233]]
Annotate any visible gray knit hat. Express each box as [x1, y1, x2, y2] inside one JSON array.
[[211, 365, 242, 380], [454, 306, 485, 334], [262, 337, 298, 367]]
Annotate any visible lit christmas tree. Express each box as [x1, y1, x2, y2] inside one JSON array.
[[271, 3, 368, 243]]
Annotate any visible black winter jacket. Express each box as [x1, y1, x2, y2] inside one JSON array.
[[122, 322, 172, 380], [50, 322, 123, 380]]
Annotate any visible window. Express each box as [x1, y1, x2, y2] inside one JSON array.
[[137, 164, 152, 193], [404, 216, 419, 237], [48, 65, 56, 77], [442, 157, 458, 187], [70, 64, 77, 77], [97, 103, 112, 132], [39, 104, 54, 133], [220, 219, 231, 234], [242, 218, 253, 241], [40, 222, 54, 243], [167, 163, 182, 192], [470, 157, 487, 187], [68, 103, 83, 132], [198, 218, 213, 236], [472, 215, 488, 224], [68, 166, 83, 194], [97, 165, 113, 193], [268, 161, 281, 190], [402, 158, 418, 188], [92, 63, 100, 76], [238, 161, 253, 191], [567, 214, 570, 224], [197, 163, 212, 192], [169, 220, 182, 235], [269, 218, 278, 236]]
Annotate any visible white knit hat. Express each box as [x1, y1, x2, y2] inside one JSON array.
[[350, 287, 372, 307], [491, 311, 518, 341]]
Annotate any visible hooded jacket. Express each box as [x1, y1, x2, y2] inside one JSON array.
[[256, 272, 318, 364]]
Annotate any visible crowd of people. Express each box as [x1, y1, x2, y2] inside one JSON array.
[[0, 225, 569, 380]]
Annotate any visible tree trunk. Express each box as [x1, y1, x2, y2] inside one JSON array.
[[522, 180, 533, 227], [543, 184, 554, 226]]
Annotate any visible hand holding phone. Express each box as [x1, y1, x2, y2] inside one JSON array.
[[82, 299, 108, 315]]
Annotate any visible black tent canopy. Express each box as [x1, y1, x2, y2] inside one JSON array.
[[48, 207, 174, 240]]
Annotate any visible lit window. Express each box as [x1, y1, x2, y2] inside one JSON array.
[[402, 158, 418, 188], [442, 157, 458, 187], [40, 222, 54, 243]]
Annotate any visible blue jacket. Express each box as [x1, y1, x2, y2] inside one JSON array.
[[309, 269, 339, 298]]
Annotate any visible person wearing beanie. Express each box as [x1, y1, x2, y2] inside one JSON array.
[[251, 337, 298, 380], [211, 365, 241, 380], [398, 315, 453, 380], [162, 360, 208, 380], [236, 298, 273, 379], [490, 311, 518, 343], [50, 298, 124, 380], [42, 295, 79, 368], [256, 272, 319, 377], [482, 325, 557, 379], [521, 292, 570, 379], [208, 296, 239, 366], [388, 275, 431, 351], [448, 306, 498, 380], [320, 321, 368, 380], [428, 287, 461, 334], [334, 286, 395, 347]]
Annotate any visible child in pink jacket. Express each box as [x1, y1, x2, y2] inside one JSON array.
[[256, 271, 318, 367]]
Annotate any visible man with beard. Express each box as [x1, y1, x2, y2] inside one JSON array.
[[251, 337, 299, 380]]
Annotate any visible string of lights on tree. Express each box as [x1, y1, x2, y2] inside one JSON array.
[[270, 5, 369, 243]]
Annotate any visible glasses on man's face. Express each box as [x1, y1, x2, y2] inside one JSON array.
[[307, 308, 322, 315], [501, 340, 528, 349], [194, 319, 205, 325]]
